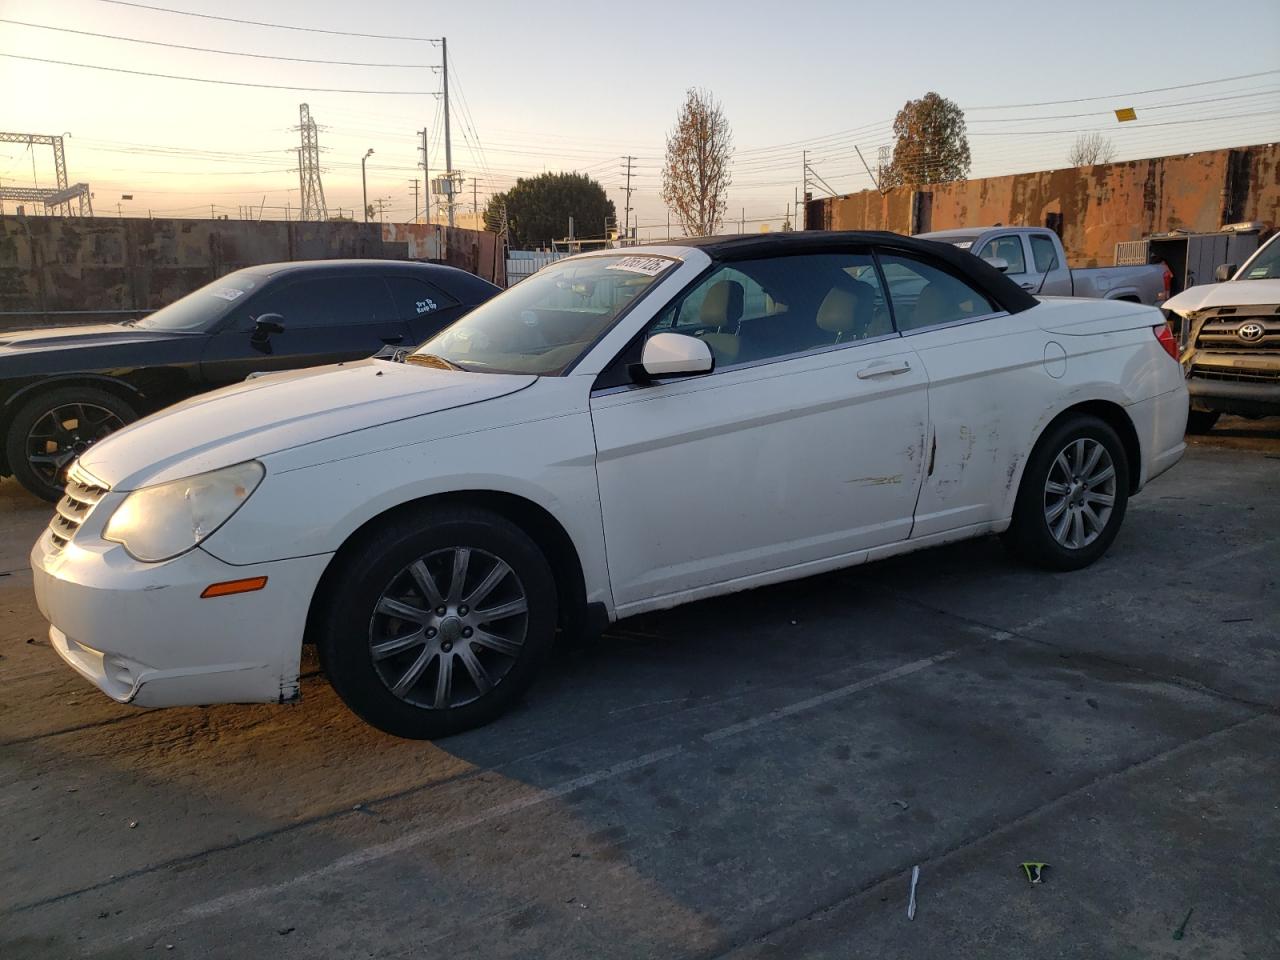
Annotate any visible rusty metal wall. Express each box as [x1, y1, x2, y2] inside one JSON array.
[[808, 143, 1280, 267], [0, 216, 505, 328]]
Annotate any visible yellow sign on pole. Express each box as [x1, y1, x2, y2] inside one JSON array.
[[1115, 107, 1137, 122]]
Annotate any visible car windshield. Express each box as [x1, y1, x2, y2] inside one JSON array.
[[1239, 236, 1280, 280], [130, 269, 270, 331], [412, 254, 675, 374]]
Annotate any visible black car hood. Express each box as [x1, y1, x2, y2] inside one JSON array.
[[0, 323, 197, 352]]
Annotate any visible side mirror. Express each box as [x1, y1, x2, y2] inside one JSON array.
[[634, 332, 714, 381], [983, 256, 1010, 273], [252, 313, 285, 339], [1215, 263, 1236, 282]]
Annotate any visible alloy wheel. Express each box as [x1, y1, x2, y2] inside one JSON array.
[[368, 547, 529, 709], [26, 403, 126, 485], [1043, 437, 1116, 550]]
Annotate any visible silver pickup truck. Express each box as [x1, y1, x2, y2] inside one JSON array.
[[918, 226, 1171, 305]]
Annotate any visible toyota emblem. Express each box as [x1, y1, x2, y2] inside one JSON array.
[[1236, 321, 1265, 343]]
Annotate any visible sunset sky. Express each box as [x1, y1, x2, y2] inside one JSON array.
[[3, 0, 1279, 237]]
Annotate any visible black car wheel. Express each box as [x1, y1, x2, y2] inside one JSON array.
[[6, 386, 138, 501], [1002, 413, 1130, 571], [316, 504, 558, 739]]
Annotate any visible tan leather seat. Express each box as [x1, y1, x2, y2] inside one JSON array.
[[816, 279, 876, 342], [699, 280, 744, 364]]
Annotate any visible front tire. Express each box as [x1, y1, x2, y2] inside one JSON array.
[[1003, 414, 1130, 571], [6, 386, 137, 501], [316, 505, 558, 739]]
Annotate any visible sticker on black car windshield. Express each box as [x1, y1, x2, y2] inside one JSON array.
[[606, 256, 670, 277], [210, 287, 245, 302]]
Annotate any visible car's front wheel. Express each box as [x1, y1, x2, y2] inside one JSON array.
[[6, 386, 137, 501], [316, 505, 558, 739], [1003, 413, 1130, 571]]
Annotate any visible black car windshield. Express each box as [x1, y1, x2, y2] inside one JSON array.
[[132, 269, 271, 331], [412, 254, 675, 375], [1239, 236, 1279, 280]]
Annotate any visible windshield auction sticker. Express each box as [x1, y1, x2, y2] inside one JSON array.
[[210, 287, 245, 302], [606, 256, 670, 277]]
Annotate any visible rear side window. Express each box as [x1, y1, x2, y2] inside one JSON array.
[[385, 276, 460, 321], [254, 275, 397, 329], [976, 235, 1027, 275], [1030, 235, 1060, 273], [878, 252, 997, 332]]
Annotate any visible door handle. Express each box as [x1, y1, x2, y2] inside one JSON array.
[[380, 334, 405, 345], [856, 359, 912, 379]]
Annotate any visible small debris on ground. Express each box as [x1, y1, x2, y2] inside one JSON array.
[[128, 820, 138, 829], [277, 927, 295, 936], [907, 864, 920, 920], [1020, 861, 1049, 884], [1173, 907, 1194, 940]]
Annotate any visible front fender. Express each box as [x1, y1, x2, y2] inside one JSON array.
[[199, 409, 614, 612]]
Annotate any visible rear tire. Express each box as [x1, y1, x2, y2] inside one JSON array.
[[6, 386, 137, 502], [1185, 410, 1220, 434], [1003, 413, 1130, 571], [316, 505, 558, 739]]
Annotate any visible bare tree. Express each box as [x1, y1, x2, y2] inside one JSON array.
[[661, 88, 733, 237], [1068, 132, 1116, 167]]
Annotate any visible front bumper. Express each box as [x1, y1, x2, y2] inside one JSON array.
[[1187, 375, 1280, 416], [31, 527, 332, 708]]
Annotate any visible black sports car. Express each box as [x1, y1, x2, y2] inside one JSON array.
[[0, 259, 499, 500]]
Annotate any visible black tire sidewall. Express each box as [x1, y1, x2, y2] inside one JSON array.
[[316, 506, 558, 739], [6, 386, 138, 501], [1008, 414, 1130, 571]]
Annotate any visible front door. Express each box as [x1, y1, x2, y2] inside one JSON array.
[[589, 251, 929, 610]]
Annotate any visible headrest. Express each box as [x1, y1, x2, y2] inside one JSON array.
[[700, 280, 744, 328], [817, 279, 875, 334]]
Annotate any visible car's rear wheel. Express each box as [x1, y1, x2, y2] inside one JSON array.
[[1185, 410, 1220, 434], [316, 505, 557, 739], [1003, 413, 1130, 571], [6, 386, 137, 501]]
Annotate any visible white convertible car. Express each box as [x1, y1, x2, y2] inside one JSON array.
[[32, 233, 1188, 738]]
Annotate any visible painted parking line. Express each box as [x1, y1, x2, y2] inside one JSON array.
[[112, 645, 968, 949]]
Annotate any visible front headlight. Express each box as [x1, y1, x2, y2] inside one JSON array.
[[104, 461, 264, 562]]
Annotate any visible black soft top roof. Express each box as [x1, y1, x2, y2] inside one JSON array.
[[645, 231, 1038, 314]]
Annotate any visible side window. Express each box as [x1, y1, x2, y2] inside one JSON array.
[[253, 275, 397, 329], [1029, 235, 1060, 273], [646, 253, 891, 369], [878, 252, 997, 333], [385, 276, 459, 321], [976, 235, 1027, 274]]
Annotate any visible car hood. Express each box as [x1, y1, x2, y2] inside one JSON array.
[[0, 322, 194, 351], [77, 359, 536, 489], [1163, 279, 1280, 313]]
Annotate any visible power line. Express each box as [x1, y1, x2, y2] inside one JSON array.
[[964, 69, 1280, 110], [94, 0, 440, 42], [966, 108, 1280, 136], [0, 19, 441, 68], [967, 87, 1280, 123], [0, 53, 442, 95]]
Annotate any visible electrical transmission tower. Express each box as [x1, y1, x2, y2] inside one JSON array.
[[0, 132, 92, 216], [295, 103, 328, 221]]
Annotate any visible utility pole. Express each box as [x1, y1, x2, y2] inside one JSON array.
[[417, 127, 429, 224], [441, 36, 454, 228], [801, 149, 807, 231], [361, 148, 374, 222], [410, 179, 420, 221], [621, 155, 635, 243], [471, 176, 478, 216]]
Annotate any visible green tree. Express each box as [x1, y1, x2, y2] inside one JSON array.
[[484, 172, 615, 249], [881, 92, 971, 189]]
